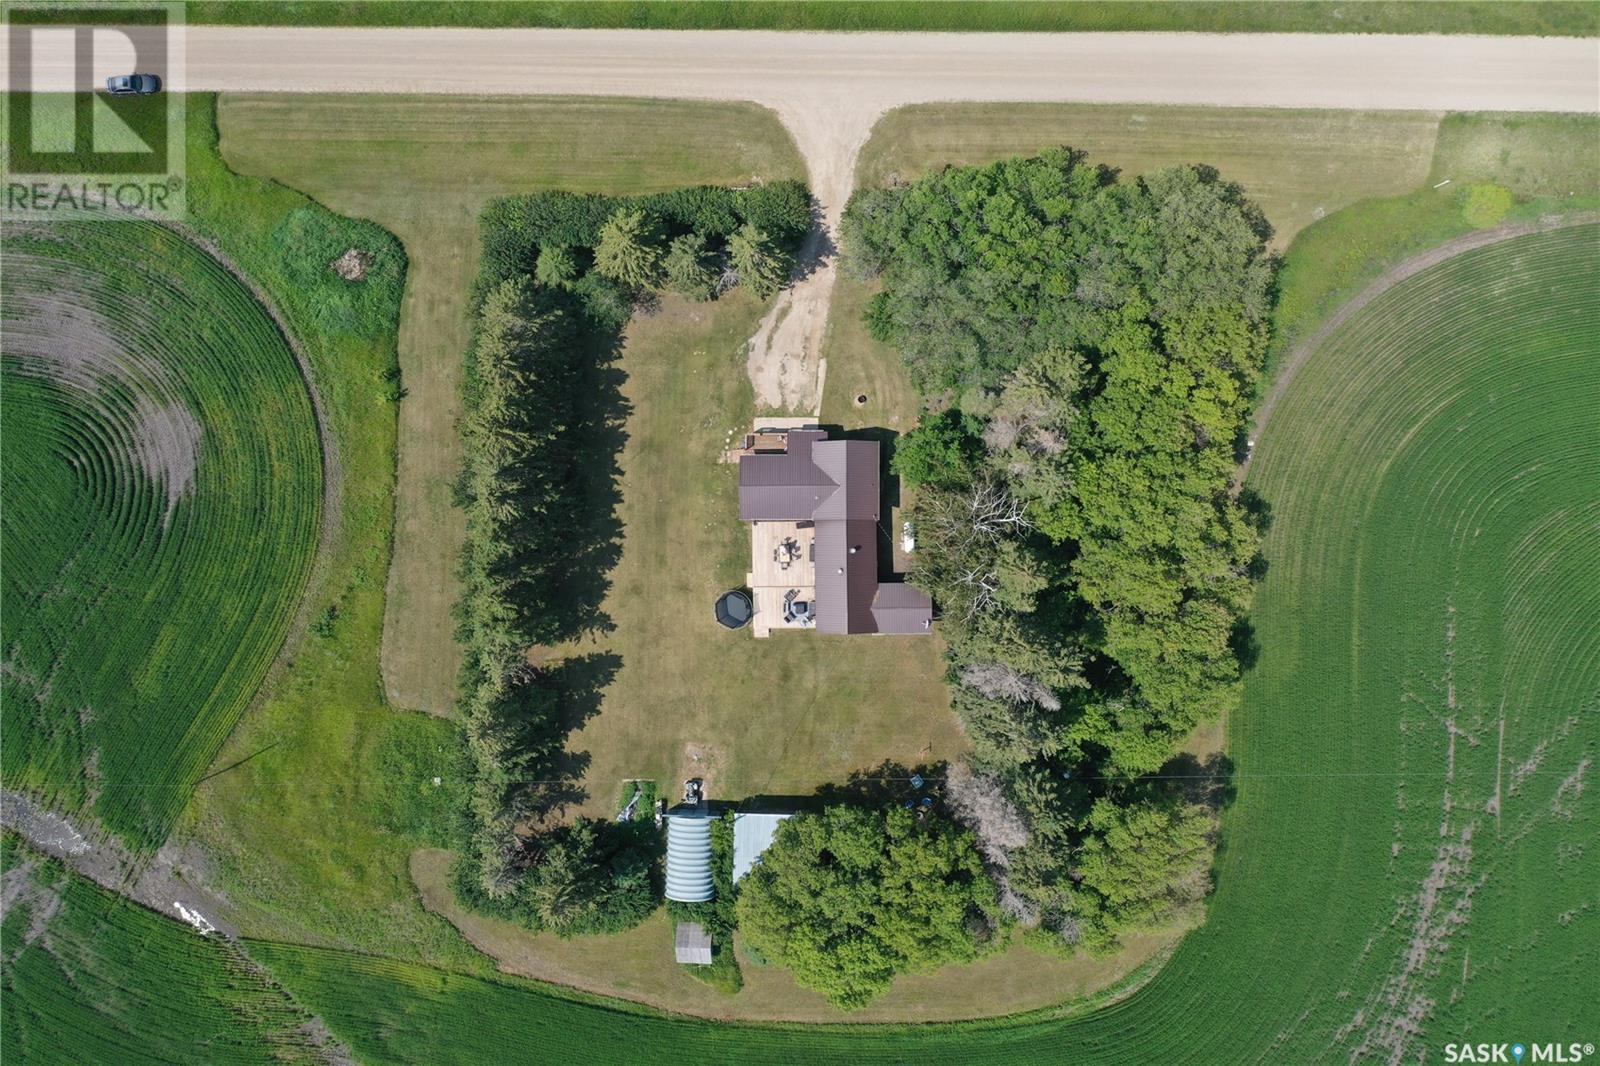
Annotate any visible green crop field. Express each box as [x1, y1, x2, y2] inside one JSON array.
[[186, 0, 1599, 37], [1, 221, 322, 849], [246, 225, 1600, 1062], [1218, 222, 1600, 1056], [1, 837, 316, 1063]]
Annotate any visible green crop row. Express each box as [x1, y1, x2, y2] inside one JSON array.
[[185, 1, 1599, 37], [1, 836, 318, 1064]]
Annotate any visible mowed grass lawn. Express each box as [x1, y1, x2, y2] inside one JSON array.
[[215, 94, 967, 990], [170, 97, 484, 972], [560, 292, 963, 817], [218, 92, 959, 801], [218, 94, 809, 716]]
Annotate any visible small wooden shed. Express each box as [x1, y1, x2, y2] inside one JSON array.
[[675, 922, 713, 966]]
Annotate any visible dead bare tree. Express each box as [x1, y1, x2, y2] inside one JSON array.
[[945, 762, 1032, 867], [960, 661, 1062, 712], [967, 479, 1032, 538], [950, 564, 1003, 621], [914, 478, 1033, 622], [919, 477, 1031, 547], [998, 884, 1040, 925]]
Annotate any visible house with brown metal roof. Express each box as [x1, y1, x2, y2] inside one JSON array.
[[736, 424, 932, 638]]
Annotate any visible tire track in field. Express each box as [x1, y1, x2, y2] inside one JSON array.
[[1239, 210, 1600, 488], [158, 217, 348, 746]]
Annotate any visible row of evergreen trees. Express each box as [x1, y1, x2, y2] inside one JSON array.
[[478, 183, 812, 328], [451, 276, 653, 932], [451, 182, 813, 934]]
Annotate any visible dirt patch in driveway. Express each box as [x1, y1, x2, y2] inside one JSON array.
[[746, 225, 835, 413]]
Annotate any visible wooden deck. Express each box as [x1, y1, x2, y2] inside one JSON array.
[[720, 417, 821, 464], [746, 521, 816, 638]]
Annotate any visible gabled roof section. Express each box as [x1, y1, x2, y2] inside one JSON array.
[[738, 430, 836, 521], [732, 812, 793, 883], [810, 440, 879, 522], [738, 427, 931, 636], [813, 518, 879, 635], [870, 581, 934, 634], [675, 922, 713, 965]]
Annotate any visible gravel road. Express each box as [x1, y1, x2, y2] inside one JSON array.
[[10, 27, 1594, 409]]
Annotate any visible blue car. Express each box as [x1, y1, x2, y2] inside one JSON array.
[[105, 73, 161, 95]]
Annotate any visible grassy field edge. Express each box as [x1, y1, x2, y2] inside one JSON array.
[[174, 94, 488, 972], [185, 1, 1599, 37]]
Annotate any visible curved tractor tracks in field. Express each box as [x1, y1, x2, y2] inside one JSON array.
[[0, 215, 335, 944], [164, 218, 346, 675], [1239, 210, 1600, 486]]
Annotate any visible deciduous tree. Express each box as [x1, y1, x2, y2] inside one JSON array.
[[1074, 796, 1213, 952], [737, 806, 1000, 1009]]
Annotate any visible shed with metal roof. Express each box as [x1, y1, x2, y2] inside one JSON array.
[[732, 811, 794, 884], [675, 922, 713, 965]]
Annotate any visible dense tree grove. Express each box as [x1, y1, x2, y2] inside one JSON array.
[[843, 148, 1272, 951], [736, 806, 1002, 1009], [452, 182, 812, 937]]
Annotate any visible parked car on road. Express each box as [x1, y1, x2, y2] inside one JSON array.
[[105, 74, 161, 95]]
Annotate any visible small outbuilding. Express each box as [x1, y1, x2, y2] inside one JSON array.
[[675, 922, 713, 966], [664, 807, 715, 903], [732, 811, 794, 884]]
